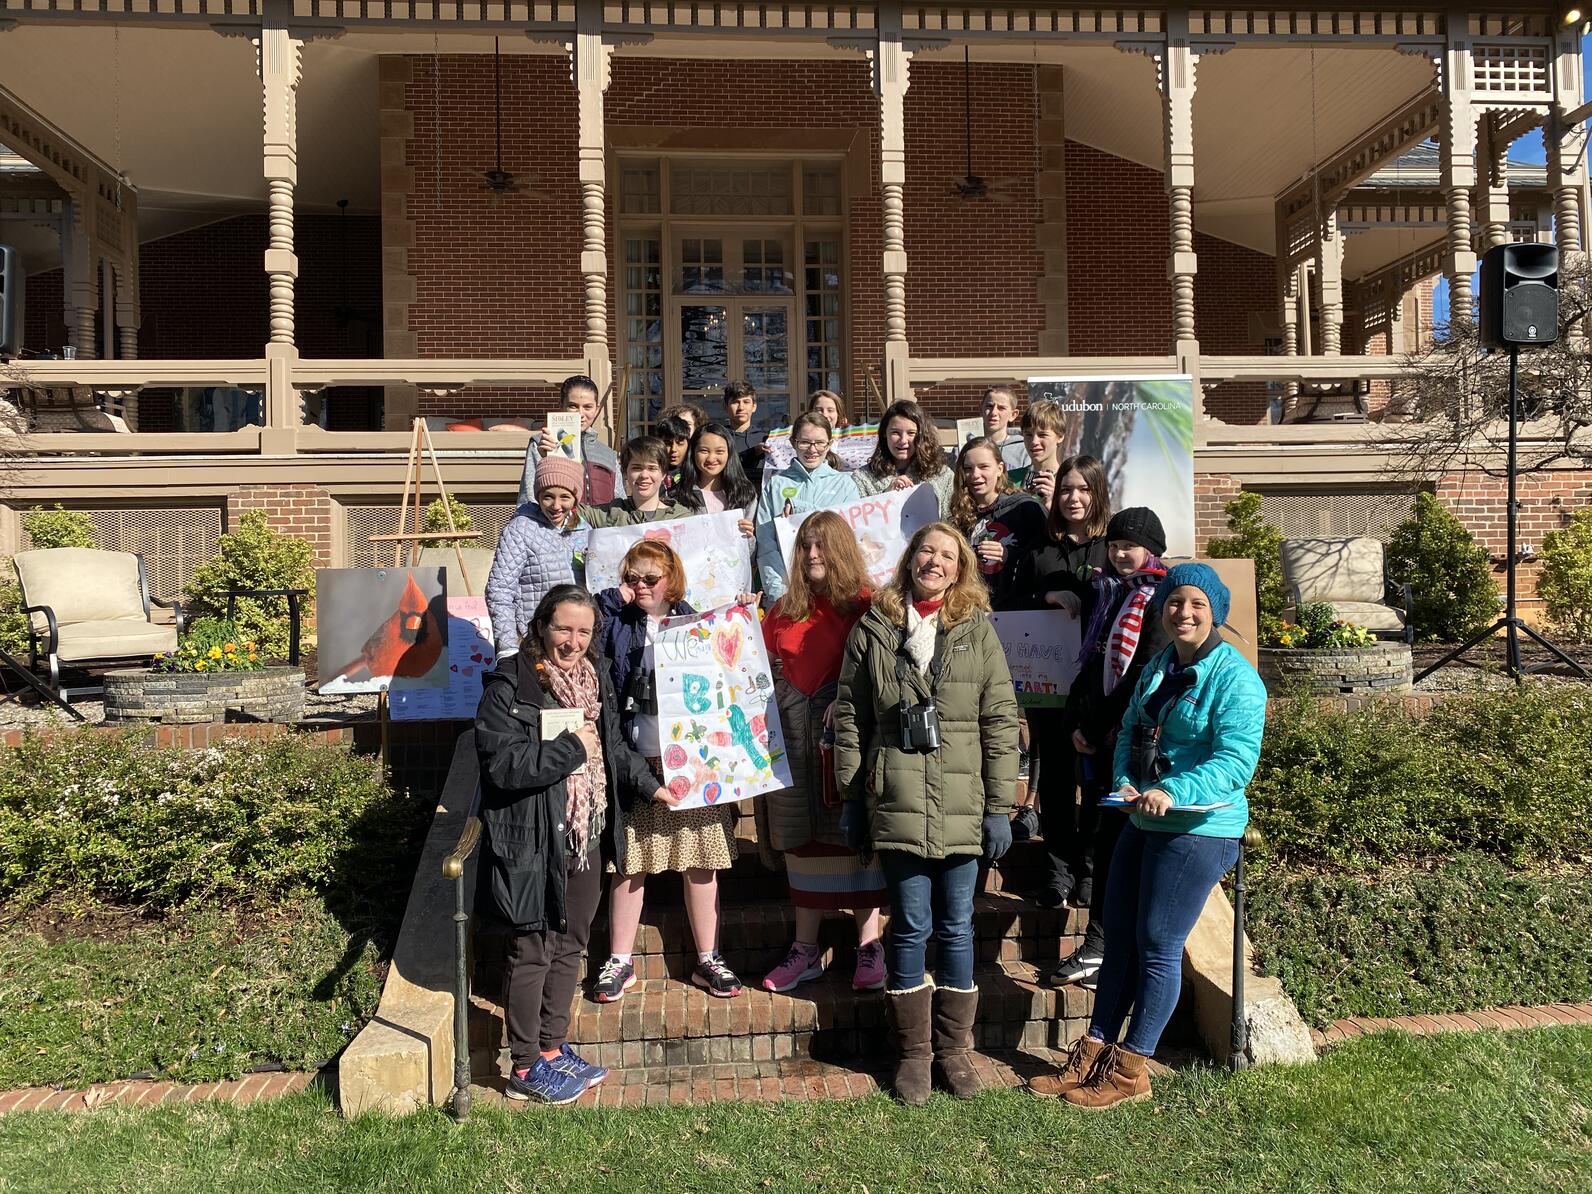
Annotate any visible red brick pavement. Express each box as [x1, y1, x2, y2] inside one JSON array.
[[4, 1002, 1590, 1117]]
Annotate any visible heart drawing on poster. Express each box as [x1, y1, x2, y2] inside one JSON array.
[[712, 623, 745, 670]]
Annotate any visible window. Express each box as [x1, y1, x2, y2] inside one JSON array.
[[805, 239, 844, 397], [623, 236, 664, 432], [670, 160, 793, 216]]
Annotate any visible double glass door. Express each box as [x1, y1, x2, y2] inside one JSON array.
[[678, 300, 793, 431]]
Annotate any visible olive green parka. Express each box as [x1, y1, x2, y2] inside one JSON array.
[[833, 603, 1020, 858]]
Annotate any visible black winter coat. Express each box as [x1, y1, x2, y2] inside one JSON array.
[[1011, 533, 1110, 610], [966, 490, 1048, 611], [474, 653, 657, 933]]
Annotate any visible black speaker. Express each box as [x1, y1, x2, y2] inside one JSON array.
[[1479, 242, 1558, 349], [0, 244, 20, 358]]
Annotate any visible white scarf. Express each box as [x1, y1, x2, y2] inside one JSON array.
[[904, 605, 940, 675]]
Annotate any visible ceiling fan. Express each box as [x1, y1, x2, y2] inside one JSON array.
[[950, 47, 1022, 204], [482, 37, 533, 196]]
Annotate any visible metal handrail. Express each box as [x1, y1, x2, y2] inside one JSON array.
[[443, 785, 483, 1119]]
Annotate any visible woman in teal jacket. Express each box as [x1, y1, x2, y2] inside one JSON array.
[[755, 411, 860, 601], [1029, 562, 1266, 1110]]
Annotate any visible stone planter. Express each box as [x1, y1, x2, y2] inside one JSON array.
[[103, 666, 306, 725], [1257, 642, 1414, 696]]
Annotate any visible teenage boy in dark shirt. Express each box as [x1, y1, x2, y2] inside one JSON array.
[[722, 380, 769, 475]]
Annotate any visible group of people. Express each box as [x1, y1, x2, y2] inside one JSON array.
[[475, 376, 1267, 1112]]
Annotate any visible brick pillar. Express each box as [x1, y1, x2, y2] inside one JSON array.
[[380, 55, 420, 431], [1034, 65, 1067, 356], [227, 484, 335, 566]]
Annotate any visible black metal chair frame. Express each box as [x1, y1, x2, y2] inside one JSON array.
[[223, 587, 309, 667]]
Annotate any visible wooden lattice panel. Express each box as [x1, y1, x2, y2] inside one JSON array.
[[1258, 488, 1421, 542], [15, 504, 223, 602], [341, 501, 517, 571], [1470, 42, 1551, 99]]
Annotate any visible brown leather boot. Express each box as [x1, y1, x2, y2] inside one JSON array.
[[931, 986, 980, 1099], [885, 982, 935, 1106], [1062, 1044, 1153, 1110], [1026, 1034, 1106, 1099]]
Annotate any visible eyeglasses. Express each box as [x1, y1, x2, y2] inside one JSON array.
[[623, 572, 665, 587], [793, 439, 829, 450]]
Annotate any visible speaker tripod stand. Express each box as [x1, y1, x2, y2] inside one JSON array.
[[1415, 343, 1589, 684]]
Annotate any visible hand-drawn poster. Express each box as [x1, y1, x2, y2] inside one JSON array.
[[763, 422, 878, 474], [390, 597, 496, 720], [546, 411, 583, 463], [654, 602, 790, 810], [1024, 376, 1195, 557], [989, 610, 1084, 708], [585, 510, 751, 609], [773, 483, 941, 588], [317, 567, 449, 695]]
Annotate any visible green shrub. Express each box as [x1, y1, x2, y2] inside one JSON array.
[[1248, 856, 1592, 1026], [421, 494, 476, 547], [21, 504, 96, 550], [0, 573, 27, 658], [184, 512, 315, 662], [1536, 507, 1592, 643], [1205, 490, 1287, 645], [1385, 492, 1498, 642], [1251, 684, 1589, 870], [0, 730, 425, 910]]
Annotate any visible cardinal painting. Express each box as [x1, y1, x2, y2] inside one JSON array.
[[317, 567, 450, 694]]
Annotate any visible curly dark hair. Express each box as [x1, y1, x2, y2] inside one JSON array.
[[865, 399, 945, 481]]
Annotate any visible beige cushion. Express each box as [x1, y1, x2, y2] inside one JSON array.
[[14, 549, 147, 632], [55, 620, 176, 662], [1283, 600, 1407, 635], [1280, 537, 1386, 605]]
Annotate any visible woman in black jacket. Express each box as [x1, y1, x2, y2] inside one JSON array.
[[475, 584, 664, 1107], [1010, 454, 1112, 909]]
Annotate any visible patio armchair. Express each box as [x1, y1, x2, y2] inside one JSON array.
[[12, 547, 185, 699], [1279, 536, 1413, 644]]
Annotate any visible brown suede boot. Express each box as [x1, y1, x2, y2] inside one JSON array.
[[885, 982, 936, 1106], [931, 986, 980, 1099], [1062, 1044, 1153, 1110], [1026, 1034, 1106, 1099]]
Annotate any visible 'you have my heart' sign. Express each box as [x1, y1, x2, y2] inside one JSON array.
[[653, 601, 791, 810]]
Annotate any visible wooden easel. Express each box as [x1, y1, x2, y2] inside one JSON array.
[[364, 417, 482, 758]]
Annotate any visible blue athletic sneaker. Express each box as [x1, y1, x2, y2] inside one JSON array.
[[505, 1056, 586, 1105], [552, 1043, 609, 1090]]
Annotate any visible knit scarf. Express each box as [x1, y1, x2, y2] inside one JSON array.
[[904, 601, 941, 675], [540, 657, 605, 867], [1078, 558, 1166, 695]]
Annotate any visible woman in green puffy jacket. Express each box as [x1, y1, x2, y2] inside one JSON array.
[[833, 522, 1020, 1105], [1028, 562, 1267, 1111]]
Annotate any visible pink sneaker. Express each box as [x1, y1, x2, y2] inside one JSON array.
[[852, 938, 886, 991], [762, 941, 825, 992]]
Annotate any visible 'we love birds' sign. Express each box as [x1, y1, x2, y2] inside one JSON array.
[[653, 602, 791, 811]]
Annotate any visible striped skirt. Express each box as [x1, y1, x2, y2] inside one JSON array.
[[783, 841, 888, 911]]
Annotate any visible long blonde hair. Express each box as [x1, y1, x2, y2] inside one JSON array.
[[872, 522, 990, 628], [775, 510, 870, 623], [947, 437, 1017, 535]]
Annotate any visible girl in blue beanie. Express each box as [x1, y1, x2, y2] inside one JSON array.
[[1028, 561, 1266, 1108]]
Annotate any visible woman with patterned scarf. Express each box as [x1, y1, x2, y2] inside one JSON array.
[[475, 585, 666, 1106], [1034, 508, 1169, 1001]]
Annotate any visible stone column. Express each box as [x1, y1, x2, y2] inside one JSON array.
[[1316, 207, 1343, 355], [1548, 112, 1586, 256], [1478, 112, 1512, 252], [573, 0, 613, 400], [876, 1, 912, 404], [1440, 33, 1477, 324], [1161, 27, 1198, 365], [257, 0, 303, 437], [1296, 264, 1313, 357]]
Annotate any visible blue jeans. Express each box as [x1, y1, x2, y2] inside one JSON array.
[[1088, 822, 1239, 1056], [878, 851, 980, 990]]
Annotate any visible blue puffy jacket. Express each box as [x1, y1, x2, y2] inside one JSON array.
[[1111, 639, 1266, 839]]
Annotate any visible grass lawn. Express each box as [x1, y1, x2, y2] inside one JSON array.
[[0, 897, 384, 1089], [2, 1028, 1589, 1193]]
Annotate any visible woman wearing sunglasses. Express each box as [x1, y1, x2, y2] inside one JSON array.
[[589, 539, 759, 1002]]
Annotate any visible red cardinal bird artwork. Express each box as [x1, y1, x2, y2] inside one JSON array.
[[320, 569, 447, 693]]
